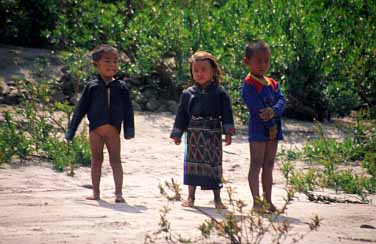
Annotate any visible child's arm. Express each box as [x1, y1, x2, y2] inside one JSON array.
[[65, 85, 90, 141], [269, 83, 285, 118], [170, 92, 190, 144], [261, 83, 285, 126], [220, 89, 235, 141], [122, 85, 135, 139], [261, 84, 285, 139]]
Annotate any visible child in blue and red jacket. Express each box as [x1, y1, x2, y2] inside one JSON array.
[[241, 40, 285, 213]]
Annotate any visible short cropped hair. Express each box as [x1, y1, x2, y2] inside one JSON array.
[[245, 40, 270, 59], [91, 44, 118, 61], [189, 50, 223, 84]]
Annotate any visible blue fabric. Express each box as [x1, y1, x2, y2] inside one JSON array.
[[170, 82, 235, 140], [241, 78, 285, 142], [67, 75, 135, 140]]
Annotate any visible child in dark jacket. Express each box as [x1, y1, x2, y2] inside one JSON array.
[[171, 51, 235, 209], [65, 44, 134, 203]]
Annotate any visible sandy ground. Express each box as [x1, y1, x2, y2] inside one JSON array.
[[0, 112, 375, 244]]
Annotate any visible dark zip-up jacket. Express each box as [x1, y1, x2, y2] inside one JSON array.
[[170, 82, 235, 139], [65, 76, 135, 140]]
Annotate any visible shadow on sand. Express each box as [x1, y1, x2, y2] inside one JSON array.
[[77, 199, 147, 214], [184, 205, 304, 225]]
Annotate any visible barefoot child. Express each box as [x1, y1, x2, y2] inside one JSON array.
[[241, 40, 285, 213], [170, 51, 235, 209], [65, 44, 134, 203]]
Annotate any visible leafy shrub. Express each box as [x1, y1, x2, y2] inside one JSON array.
[[42, 137, 72, 171], [0, 0, 60, 46], [71, 131, 91, 166], [0, 112, 31, 164], [1, 0, 376, 119], [0, 77, 91, 173], [289, 169, 320, 193]]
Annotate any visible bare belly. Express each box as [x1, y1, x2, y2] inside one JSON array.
[[92, 124, 119, 138]]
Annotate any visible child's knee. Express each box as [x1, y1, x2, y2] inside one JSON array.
[[263, 160, 275, 170], [91, 159, 103, 166], [109, 159, 122, 167]]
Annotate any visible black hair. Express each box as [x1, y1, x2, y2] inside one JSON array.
[[91, 44, 118, 61], [245, 40, 270, 59]]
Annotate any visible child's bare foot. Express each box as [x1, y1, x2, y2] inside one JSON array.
[[267, 203, 277, 213], [252, 201, 264, 213], [214, 200, 227, 209], [181, 197, 195, 207], [115, 193, 125, 203], [86, 193, 100, 200]]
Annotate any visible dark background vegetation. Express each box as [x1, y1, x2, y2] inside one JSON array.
[[1, 0, 375, 121]]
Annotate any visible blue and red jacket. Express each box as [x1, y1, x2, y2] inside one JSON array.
[[241, 74, 285, 142]]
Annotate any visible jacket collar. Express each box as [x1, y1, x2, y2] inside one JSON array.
[[96, 74, 115, 86], [193, 81, 216, 93]]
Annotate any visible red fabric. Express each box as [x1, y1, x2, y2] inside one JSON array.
[[245, 75, 278, 93]]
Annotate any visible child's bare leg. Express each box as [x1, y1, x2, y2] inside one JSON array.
[[213, 189, 226, 209], [104, 127, 124, 203], [88, 131, 105, 200], [182, 185, 196, 207], [249, 142, 266, 209], [262, 140, 278, 212]]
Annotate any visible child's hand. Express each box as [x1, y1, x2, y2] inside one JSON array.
[[65, 129, 74, 141], [269, 126, 278, 140], [223, 134, 232, 146], [259, 107, 275, 121], [172, 137, 181, 145]]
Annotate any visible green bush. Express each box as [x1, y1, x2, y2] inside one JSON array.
[[289, 169, 320, 193], [0, 112, 32, 164], [1, 0, 376, 119], [0, 78, 91, 173], [71, 131, 91, 166], [42, 137, 72, 171], [0, 0, 60, 46]]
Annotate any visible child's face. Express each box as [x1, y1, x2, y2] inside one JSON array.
[[192, 60, 214, 87], [244, 49, 270, 77], [94, 52, 119, 81]]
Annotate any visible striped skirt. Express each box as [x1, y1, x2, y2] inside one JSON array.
[[184, 117, 223, 190]]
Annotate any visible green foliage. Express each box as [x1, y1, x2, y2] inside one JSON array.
[[280, 161, 295, 182], [289, 168, 320, 193], [71, 131, 91, 166], [303, 137, 364, 164], [0, 77, 91, 172], [0, 112, 31, 164], [1, 0, 376, 118], [58, 49, 96, 97], [284, 120, 376, 198], [45, 0, 128, 49], [363, 153, 376, 178], [331, 170, 365, 195], [42, 136, 72, 171], [0, 0, 60, 46]]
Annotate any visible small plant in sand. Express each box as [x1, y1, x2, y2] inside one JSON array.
[[280, 120, 376, 203], [146, 178, 320, 244], [159, 178, 182, 201]]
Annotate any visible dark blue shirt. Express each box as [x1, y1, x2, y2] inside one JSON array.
[[66, 76, 134, 140], [170, 82, 235, 138]]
